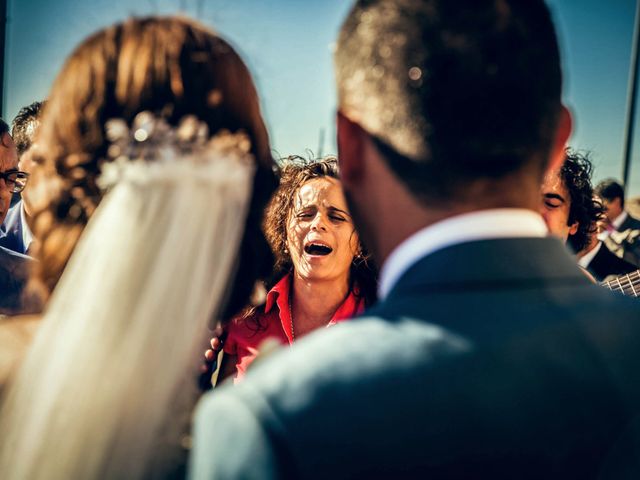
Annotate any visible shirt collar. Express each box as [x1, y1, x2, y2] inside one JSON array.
[[20, 202, 33, 250], [612, 211, 628, 230], [378, 209, 548, 299], [264, 273, 291, 315], [577, 241, 601, 268], [264, 272, 365, 343]]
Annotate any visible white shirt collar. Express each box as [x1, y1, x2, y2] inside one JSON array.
[[612, 211, 628, 230], [20, 202, 33, 250], [378, 209, 548, 299], [577, 241, 601, 268]]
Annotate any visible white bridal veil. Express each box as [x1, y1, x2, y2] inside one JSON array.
[[0, 113, 256, 479]]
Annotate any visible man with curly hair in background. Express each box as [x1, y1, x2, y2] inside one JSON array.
[[541, 150, 637, 282]]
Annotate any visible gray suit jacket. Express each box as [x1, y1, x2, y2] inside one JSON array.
[[190, 237, 640, 479]]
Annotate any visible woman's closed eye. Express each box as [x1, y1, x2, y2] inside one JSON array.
[[543, 194, 564, 209]]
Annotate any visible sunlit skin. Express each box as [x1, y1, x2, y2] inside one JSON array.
[[540, 168, 578, 242], [285, 177, 360, 337], [287, 177, 360, 286], [0, 132, 19, 224]]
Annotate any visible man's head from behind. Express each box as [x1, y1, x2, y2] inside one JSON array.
[[0, 119, 19, 224], [595, 178, 625, 224], [336, 0, 569, 208], [541, 150, 601, 252]]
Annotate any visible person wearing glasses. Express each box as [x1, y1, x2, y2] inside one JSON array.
[[0, 118, 32, 314], [0, 102, 43, 256]]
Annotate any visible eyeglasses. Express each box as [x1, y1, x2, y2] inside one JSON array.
[[0, 170, 30, 193]]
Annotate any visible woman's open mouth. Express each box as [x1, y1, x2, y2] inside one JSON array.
[[304, 242, 333, 256]]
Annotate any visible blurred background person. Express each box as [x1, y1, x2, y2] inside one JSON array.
[[596, 178, 640, 267], [577, 206, 638, 284], [0, 101, 44, 255], [0, 118, 31, 314], [215, 156, 377, 384], [0, 16, 275, 479], [0, 119, 21, 229], [596, 178, 640, 233], [541, 150, 636, 282]]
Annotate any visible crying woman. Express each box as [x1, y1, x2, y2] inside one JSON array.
[[218, 156, 378, 383]]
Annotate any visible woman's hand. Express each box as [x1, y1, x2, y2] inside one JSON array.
[[203, 329, 224, 364], [198, 326, 224, 391]]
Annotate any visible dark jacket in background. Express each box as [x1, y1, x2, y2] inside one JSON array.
[[585, 242, 638, 283], [0, 246, 32, 315]]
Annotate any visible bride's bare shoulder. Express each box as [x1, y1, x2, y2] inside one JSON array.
[[0, 314, 41, 388], [0, 314, 40, 337]]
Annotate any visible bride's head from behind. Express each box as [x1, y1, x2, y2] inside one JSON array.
[[0, 17, 276, 480], [26, 16, 274, 313]]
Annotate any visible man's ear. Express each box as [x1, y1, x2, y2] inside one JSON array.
[[568, 221, 579, 236], [546, 104, 573, 174], [337, 111, 366, 188]]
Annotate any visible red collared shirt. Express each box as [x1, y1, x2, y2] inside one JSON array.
[[224, 273, 365, 382]]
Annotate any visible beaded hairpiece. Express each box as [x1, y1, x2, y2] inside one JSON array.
[[98, 111, 253, 190]]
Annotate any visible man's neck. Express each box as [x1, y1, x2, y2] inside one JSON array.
[[377, 209, 548, 298], [371, 187, 542, 268], [340, 132, 546, 272]]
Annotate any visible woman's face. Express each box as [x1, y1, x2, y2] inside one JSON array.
[[286, 177, 359, 284]]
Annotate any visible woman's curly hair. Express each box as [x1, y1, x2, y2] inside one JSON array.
[[563, 149, 605, 253], [262, 155, 378, 306]]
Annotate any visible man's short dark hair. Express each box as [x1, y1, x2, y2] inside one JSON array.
[[563, 150, 603, 253], [11, 101, 44, 156], [595, 178, 625, 209], [336, 0, 562, 204]]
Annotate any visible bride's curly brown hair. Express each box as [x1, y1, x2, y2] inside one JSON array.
[[26, 17, 275, 312], [262, 155, 378, 307]]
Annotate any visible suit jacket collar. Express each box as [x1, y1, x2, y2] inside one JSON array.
[[378, 209, 548, 298], [384, 236, 587, 300]]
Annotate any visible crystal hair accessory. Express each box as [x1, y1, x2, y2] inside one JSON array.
[[98, 111, 254, 190]]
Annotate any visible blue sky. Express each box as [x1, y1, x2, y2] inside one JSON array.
[[5, 0, 640, 194]]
